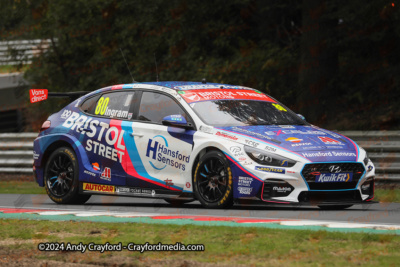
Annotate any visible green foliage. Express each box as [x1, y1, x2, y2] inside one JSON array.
[[1, 0, 399, 129]]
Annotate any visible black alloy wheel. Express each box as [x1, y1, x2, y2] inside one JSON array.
[[44, 147, 90, 204], [193, 150, 233, 208]]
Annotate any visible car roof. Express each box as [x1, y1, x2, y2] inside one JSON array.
[[83, 81, 258, 99]]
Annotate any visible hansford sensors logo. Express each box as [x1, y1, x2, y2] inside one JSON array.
[[146, 135, 190, 171]]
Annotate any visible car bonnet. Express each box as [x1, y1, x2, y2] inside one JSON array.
[[217, 125, 360, 162]]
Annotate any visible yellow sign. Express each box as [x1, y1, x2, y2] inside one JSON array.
[[83, 183, 114, 193]]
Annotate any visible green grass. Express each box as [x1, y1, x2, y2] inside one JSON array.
[[0, 181, 45, 194], [0, 218, 399, 266], [0, 64, 29, 73], [375, 189, 400, 203]]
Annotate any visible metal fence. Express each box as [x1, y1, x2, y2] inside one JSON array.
[[0, 131, 398, 183], [0, 39, 51, 65]]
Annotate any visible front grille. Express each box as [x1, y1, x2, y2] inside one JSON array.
[[298, 190, 362, 203], [301, 163, 365, 190]]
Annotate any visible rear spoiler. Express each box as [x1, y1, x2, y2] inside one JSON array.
[[30, 89, 88, 103], [48, 91, 88, 101]]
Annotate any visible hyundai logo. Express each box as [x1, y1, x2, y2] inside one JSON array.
[[329, 165, 342, 173]]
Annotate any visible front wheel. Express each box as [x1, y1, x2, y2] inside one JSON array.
[[44, 147, 91, 204], [193, 150, 234, 209]]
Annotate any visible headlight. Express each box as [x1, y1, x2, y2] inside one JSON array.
[[244, 146, 296, 167], [362, 148, 369, 166]]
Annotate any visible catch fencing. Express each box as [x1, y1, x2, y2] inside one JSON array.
[[0, 39, 51, 65]]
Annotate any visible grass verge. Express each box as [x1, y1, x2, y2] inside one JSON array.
[[0, 218, 399, 266]]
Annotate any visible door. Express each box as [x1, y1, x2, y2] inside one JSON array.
[[124, 91, 195, 192]]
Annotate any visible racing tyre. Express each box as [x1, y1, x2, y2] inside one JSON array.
[[164, 199, 194, 206], [318, 205, 353, 210], [44, 147, 91, 204], [193, 150, 234, 209]]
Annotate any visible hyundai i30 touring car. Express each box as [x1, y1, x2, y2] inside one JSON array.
[[33, 82, 375, 209]]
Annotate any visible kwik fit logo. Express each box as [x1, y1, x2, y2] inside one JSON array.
[[146, 135, 190, 171], [316, 173, 353, 183]]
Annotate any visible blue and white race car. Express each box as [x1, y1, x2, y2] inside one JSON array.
[[33, 81, 375, 209]]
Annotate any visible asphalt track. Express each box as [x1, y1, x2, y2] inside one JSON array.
[[1, 194, 399, 225]]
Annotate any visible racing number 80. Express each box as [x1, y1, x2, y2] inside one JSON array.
[[95, 97, 109, 115]]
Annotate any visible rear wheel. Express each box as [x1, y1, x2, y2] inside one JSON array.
[[318, 205, 353, 210], [193, 150, 233, 209], [44, 147, 91, 204]]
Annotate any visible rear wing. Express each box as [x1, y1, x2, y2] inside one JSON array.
[[30, 89, 88, 103]]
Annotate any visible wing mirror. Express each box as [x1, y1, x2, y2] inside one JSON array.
[[162, 115, 194, 129], [297, 114, 306, 121]]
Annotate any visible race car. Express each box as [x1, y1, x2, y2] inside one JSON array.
[[32, 81, 375, 209]]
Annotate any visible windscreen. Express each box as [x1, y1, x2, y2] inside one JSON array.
[[190, 100, 307, 127]]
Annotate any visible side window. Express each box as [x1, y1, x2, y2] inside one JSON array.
[[80, 95, 100, 114], [138, 92, 187, 123], [92, 91, 135, 120]]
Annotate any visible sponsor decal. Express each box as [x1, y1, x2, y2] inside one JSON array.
[[30, 89, 48, 103], [245, 139, 259, 148], [116, 187, 130, 193], [83, 170, 96, 177], [272, 103, 287, 112], [238, 187, 252, 195], [255, 166, 285, 174], [367, 165, 373, 172], [287, 170, 296, 174], [232, 127, 273, 141], [175, 84, 253, 90], [83, 183, 115, 193], [324, 145, 345, 149], [186, 182, 191, 188], [277, 125, 295, 129], [128, 113, 133, 120], [62, 112, 126, 163], [286, 137, 302, 143], [238, 157, 247, 161], [169, 115, 184, 122], [92, 162, 100, 171], [315, 173, 353, 183], [291, 142, 312, 147], [264, 146, 277, 153], [280, 160, 289, 167], [199, 125, 213, 133], [33, 151, 39, 160], [302, 151, 356, 158], [74, 99, 81, 107], [216, 131, 238, 141], [230, 146, 242, 155], [361, 184, 370, 191], [164, 179, 174, 188], [129, 188, 156, 196], [272, 186, 292, 193], [318, 136, 343, 145], [60, 110, 72, 119], [265, 130, 326, 135], [238, 176, 253, 187], [146, 135, 189, 171], [100, 167, 111, 181], [179, 89, 276, 103]]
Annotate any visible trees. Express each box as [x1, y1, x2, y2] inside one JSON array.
[[1, 0, 399, 130]]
